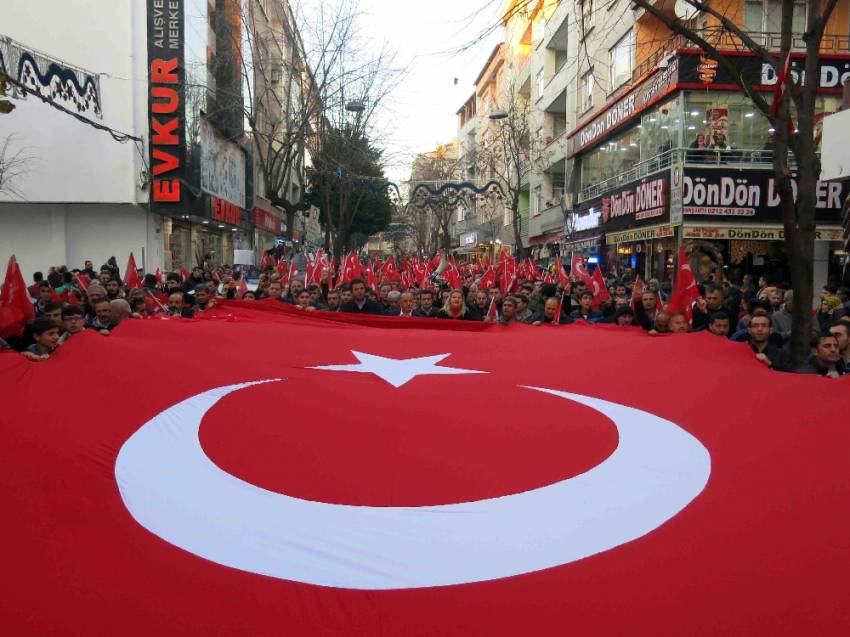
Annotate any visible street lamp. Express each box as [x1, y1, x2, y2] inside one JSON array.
[[488, 108, 508, 121], [345, 99, 365, 113]]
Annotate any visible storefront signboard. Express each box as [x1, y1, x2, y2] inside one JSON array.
[[147, 0, 187, 210], [253, 206, 281, 234], [683, 225, 844, 242], [682, 167, 848, 223], [569, 59, 680, 156], [212, 197, 241, 225], [670, 159, 684, 224], [200, 118, 246, 209], [601, 173, 670, 232], [606, 224, 676, 245], [678, 52, 850, 94]]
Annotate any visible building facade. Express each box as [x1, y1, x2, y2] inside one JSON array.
[[0, 0, 309, 277], [456, 0, 850, 292]]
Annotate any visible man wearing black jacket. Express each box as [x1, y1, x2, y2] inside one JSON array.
[[748, 315, 791, 371], [412, 289, 440, 317], [340, 279, 384, 314]]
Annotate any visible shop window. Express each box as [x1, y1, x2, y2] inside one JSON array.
[[609, 31, 634, 91], [744, 0, 807, 37], [579, 126, 642, 192], [638, 97, 679, 159], [581, 70, 595, 112]]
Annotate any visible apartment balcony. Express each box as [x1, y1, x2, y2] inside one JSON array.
[[541, 60, 568, 115], [542, 0, 569, 51], [539, 129, 569, 172], [529, 202, 565, 239]]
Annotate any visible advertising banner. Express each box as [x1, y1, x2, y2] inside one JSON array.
[[147, 0, 187, 210], [681, 167, 848, 223], [600, 172, 670, 233], [200, 118, 246, 209]]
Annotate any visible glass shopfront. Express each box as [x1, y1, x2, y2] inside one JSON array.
[[578, 91, 842, 193], [579, 96, 681, 192], [683, 92, 841, 152]]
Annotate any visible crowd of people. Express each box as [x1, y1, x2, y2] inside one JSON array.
[[2, 258, 849, 378]]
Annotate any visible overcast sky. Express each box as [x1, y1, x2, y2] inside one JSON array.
[[350, 0, 503, 184]]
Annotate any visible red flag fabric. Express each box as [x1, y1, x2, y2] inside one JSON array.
[[180, 267, 190, 282], [570, 254, 593, 287], [125, 253, 142, 290], [76, 273, 91, 292], [631, 276, 645, 308], [476, 266, 497, 290], [0, 255, 36, 338], [154, 268, 164, 285], [667, 247, 700, 325], [260, 252, 276, 272], [769, 51, 792, 116], [485, 296, 498, 321], [2, 309, 848, 636], [557, 260, 570, 290], [237, 277, 248, 299], [590, 266, 610, 310]]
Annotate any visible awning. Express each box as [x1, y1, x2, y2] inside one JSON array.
[[528, 231, 565, 246], [606, 223, 677, 245]]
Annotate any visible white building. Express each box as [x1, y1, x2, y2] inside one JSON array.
[[0, 0, 154, 280]]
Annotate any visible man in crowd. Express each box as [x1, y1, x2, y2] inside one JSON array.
[[398, 292, 415, 317], [326, 290, 341, 311], [668, 312, 690, 334], [707, 311, 731, 338], [569, 291, 600, 322], [614, 306, 634, 326], [341, 279, 383, 314], [500, 297, 518, 324], [692, 284, 725, 330], [193, 284, 214, 313], [413, 290, 440, 317], [795, 334, 846, 377], [748, 314, 790, 371], [167, 292, 195, 318], [771, 290, 793, 339], [104, 278, 123, 301], [828, 321, 850, 368], [533, 296, 567, 325], [384, 291, 402, 316]]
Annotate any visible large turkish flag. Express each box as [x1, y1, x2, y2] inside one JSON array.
[[1, 304, 848, 635]]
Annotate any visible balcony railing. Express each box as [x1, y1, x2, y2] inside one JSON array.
[[577, 147, 801, 203]]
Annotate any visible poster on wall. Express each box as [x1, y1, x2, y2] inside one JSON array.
[[706, 107, 728, 147], [200, 118, 246, 210], [147, 0, 187, 210]]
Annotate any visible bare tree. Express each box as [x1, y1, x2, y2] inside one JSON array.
[[629, 0, 842, 364], [409, 151, 462, 252], [0, 135, 33, 199], [473, 81, 535, 258]]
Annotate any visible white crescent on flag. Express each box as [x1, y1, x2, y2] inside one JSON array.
[[115, 377, 711, 590]]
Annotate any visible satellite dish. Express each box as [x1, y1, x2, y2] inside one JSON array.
[[674, 0, 699, 21]]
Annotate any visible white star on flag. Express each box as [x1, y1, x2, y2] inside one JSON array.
[[309, 351, 486, 388]]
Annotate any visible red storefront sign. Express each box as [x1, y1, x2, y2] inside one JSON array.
[[253, 207, 281, 234], [212, 197, 241, 225]]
